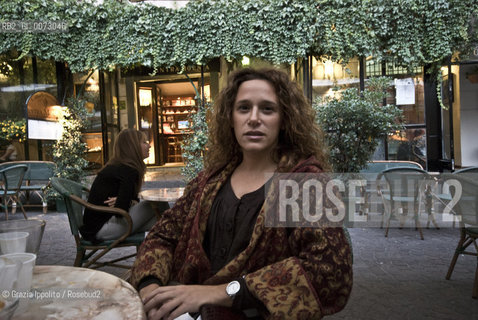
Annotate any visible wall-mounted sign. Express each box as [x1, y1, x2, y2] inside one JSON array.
[[394, 78, 415, 105], [26, 91, 65, 140], [28, 119, 63, 140], [27, 91, 62, 121]]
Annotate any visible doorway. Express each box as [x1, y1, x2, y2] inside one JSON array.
[[136, 79, 205, 166]]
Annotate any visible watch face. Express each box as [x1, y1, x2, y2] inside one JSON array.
[[227, 280, 241, 296]]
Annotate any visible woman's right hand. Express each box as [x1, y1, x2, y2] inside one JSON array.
[[140, 284, 161, 319], [140, 283, 160, 300], [104, 197, 117, 207]]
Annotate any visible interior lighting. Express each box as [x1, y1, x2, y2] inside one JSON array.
[[324, 60, 334, 80], [139, 89, 152, 106], [87, 77, 99, 92], [49, 105, 67, 120]]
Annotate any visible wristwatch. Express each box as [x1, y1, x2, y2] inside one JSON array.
[[226, 280, 241, 299]]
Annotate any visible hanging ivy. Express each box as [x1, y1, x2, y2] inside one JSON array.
[[0, 0, 476, 72]]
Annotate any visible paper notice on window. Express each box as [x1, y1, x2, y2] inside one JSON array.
[[394, 78, 415, 105], [28, 119, 63, 140]]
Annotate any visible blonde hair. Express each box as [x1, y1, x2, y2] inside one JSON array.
[[106, 128, 147, 191], [205, 68, 329, 172]]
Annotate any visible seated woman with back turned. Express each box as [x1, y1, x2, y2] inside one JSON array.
[[130, 68, 353, 319], [80, 128, 157, 242]]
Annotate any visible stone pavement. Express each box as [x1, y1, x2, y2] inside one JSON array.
[[3, 168, 477, 319]]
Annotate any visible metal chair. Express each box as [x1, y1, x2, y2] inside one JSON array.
[[443, 171, 478, 298], [0, 164, 28, 220], [51, 177, 144, 270], [377, 167, 438, 240], [431, 167, 478, 228], [359, 161, 423, 216]]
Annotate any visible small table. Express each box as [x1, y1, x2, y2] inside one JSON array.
[[13, 265, 146, 320], [139, 187, 185, 216], [140, 188, 185, 202]]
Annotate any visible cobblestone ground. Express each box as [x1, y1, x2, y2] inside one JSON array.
[[4, 178, 477, 319]]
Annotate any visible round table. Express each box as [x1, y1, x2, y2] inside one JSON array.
[[12, 265, 145, 320], [139, 188, 185, 216], [140, 187, 185, 202]]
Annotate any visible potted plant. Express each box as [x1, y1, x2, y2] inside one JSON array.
[[314, 77, 404, 225], [180, 73, 211, 182], [181, 101, 211, 182], [314, 76, 404, 173], [45, 96, 89, 211]]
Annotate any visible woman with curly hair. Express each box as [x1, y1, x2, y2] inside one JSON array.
[[131, 68, 352, 320]]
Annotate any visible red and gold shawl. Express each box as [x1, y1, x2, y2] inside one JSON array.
[[130, 157, 353, 319]]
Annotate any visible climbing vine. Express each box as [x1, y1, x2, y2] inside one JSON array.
[[0, 0, 476, 72]]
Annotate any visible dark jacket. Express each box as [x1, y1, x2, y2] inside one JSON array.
[[80, 164, 139, 241]]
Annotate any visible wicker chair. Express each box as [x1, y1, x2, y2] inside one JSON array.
[[51, 177, 144, 269]]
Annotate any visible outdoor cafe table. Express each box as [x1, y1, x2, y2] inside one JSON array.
[[139, 187, 185, 216], [12, 265, 146, 320]]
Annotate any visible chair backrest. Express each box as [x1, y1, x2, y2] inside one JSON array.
[[441, 167, 478, 199], [50, 177, 87, 236], [24, 161, 56, 181], [0, 161, 56, 181], [443, 173, 478, 226], [0, 164, 28, 192], [360, 160, 423, 182], [361, 160, 422, 173], [379, 167, 431, 201], [454, 166, 478, 175]]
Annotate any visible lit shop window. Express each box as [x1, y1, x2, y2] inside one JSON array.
[[312, 58, 360, 100]]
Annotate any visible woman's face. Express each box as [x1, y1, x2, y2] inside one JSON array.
[[140, 137, 151, 159], [232, 79, 282, 157]]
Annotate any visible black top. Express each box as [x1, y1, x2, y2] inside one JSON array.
[[138, 177, 266, 313], [80, 163, 139, 241], [202, 178, 265, 312], [203, 178, 265, 274]]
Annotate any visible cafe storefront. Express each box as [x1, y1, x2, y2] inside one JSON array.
[[1, 53, 476, 171], [120, 62, 221, 166]]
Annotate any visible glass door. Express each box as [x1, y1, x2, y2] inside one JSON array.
[[137, 85, 160, 165], [440, 71, 454, 170], [102, 70, 121, 164], [160, 95, 196, 163]]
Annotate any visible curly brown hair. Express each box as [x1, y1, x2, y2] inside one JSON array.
[[205, 68, 329, 172]]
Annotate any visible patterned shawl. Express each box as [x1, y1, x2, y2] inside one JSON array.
[[130, 156, 353, 319]]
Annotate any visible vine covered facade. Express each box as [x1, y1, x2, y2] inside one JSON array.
[[1, 0, 477, 172]]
